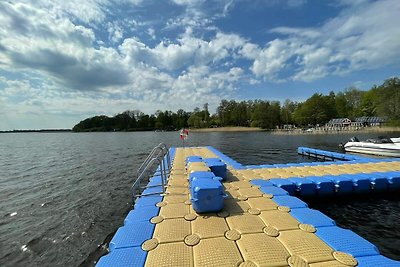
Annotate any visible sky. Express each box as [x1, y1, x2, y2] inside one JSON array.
[[0, 0, 399, 130]]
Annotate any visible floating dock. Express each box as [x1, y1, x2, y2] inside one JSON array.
[[97, 146, 400, 267]]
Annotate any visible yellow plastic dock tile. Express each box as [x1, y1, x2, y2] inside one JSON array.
[[193, 237, 243, 267], [163, 194, 189, 204], [237, 187, 264, 198], [237, 233, 290, 267], [197, 147, 217, 158], [153, 218, 191, 243], [168, 179, 189, 187], [246, 197, 278, 211], [223, 199, 251, 214], [224, 188, 241, 199], [145, 242, 193, 267], [309, 260, 351, 267], [187, 162, 206, 168], [278, 230, 334, 263], [226, 213, 265, 234], [187, 161, 211, 172], [169, 173, 187, 179], [191, 214, 229, 238], [259, 210, 300, 231], [165, 187, 189, 194], [159, 203, 190, 219], [228, 181, 253, 189], [239, 170, 258, 180]]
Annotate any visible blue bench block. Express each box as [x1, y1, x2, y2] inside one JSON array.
[[190, 179, 224, 213], [268, 179, 296, 195], [124, 205, 159, 224], [324, 175, 353, 194], [96, 247, 147, 267], [204, 158, 227, 180], [272, 195, 308, 209], [134, 195, 163, 207], [259, 186, 289, 196], [189, 171, 215, 182], [288, 177, 316, 197], [290, 208, 335, 227], [109, 222, 155, 251], [306, 176, 335, 196], [250, 179, 274, 187], [203, 158, 221, 163], [315, 226, 379, 257], [356, 255, 400, 267], [185, 156, 203, 165]]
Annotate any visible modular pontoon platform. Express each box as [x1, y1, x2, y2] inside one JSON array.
[[97, 146, 400, 267]]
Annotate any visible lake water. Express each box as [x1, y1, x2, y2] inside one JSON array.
[[1, 131, 399, 266]]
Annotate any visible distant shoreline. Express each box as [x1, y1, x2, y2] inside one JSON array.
[[190, 126, 264, 132], [2, 126, 399, 134], [270, 126, 400, 135], [0, 129, 72, 133]]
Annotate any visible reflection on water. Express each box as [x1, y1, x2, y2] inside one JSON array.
[[0, 131, 399, 266]]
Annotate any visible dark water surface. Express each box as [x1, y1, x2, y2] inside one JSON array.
[[1, 131, 399, 266]]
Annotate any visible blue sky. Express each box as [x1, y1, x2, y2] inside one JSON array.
[[0, 0, 399, 130]]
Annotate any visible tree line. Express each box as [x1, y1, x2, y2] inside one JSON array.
[[72, 77, 400, 132]]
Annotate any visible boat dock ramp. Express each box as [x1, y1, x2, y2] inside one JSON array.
[[96, 145, 400, 267]]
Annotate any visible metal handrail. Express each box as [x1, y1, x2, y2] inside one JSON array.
[[158, 143, 171, 170], [137, 147, 162, 177], [136, 143, 171, 178], [131, 143, 171, 205], [131, 157, 166, 204]]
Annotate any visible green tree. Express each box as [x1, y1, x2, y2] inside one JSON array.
[[293, 94, 330, 126], [281, 99, 297, 125], [187, 113, 202, 128], [375, 77, 400, 121], [335, 92, 350, 118]]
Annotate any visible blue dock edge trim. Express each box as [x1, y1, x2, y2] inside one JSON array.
[[96, 147, 176, 267], [209, 145, 400, 170], [297, 146, 370, 162]]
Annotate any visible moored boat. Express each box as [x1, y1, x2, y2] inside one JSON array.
[[343, 136, 400, 157]]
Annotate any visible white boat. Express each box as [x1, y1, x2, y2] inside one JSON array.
[[343, 137, 400, 157]]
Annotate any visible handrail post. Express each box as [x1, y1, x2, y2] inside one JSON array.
[[131, 143, 171, 207]]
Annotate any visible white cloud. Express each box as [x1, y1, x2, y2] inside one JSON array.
[[37, 0, 109, 24], [167, 0, 235, 30], [247, 0, 400, 82], [171, 0, 204, 6], [147, 28, 156, 39], [119, 31, 247, 71], [107, 22, 124, 43]]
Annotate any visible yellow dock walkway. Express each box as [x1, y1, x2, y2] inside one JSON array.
[[143, 147, 366, 267], [97, 146, 400, 267]]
